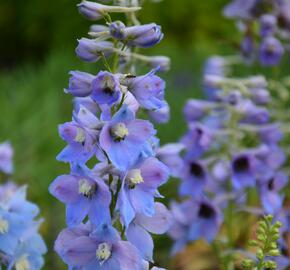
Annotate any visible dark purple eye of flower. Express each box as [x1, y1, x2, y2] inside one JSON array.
[[190, 162, 204, 178], [78, 179, 97, 199], [233, 156, 249, 172], [265, 45, 276, 55], [196, 127, 203, 136], [110, 122, 129, 142], [198, 203, 215, 219], [267, 177, 275, 190], [103, 86, 114, 95]]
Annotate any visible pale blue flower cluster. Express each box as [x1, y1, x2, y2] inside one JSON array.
[[0, 142, 46, 270]]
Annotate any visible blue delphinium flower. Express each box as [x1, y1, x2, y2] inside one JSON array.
[[125, 202, 172, 262], [78, 1, 141, 21], [99, 106, 156, 171], [50, 0, 171, 268], [109, 22, 164, 48], [65, 71, 95, 97], [49, 174, 111, 227], [125, 69, 166, 110], [259, 36, 284, 66], [0, 143, 46, 270], [55, 223, 142, 269], [116, 157, 169, 226], [223, 0, 289, 66], [91, 71, 121, 105]]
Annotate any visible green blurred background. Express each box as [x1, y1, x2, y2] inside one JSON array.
[[0, 0, 237, 269]]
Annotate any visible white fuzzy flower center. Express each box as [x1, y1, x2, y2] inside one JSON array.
[[78, 179, 96, 198], [96, 242, 111, 263], [126, 169, 143, 188], [111, 122, 129, 141], [75, 127, 86, 143], [15, 255, 30, 270], [0, 218, 8, 234]]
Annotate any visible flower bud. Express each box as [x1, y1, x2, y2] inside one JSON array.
[[124, 23, 164, 48], [65, 71, 95, 97], [109, 21, 126, 39], [78, 1, 141, 21], [59, 122, 86, 144], [76, 38, 114, 62], [260, 14, 277, 37]]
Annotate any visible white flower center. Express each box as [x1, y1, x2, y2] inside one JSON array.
[[78, 179, 96, 198], [75, 127, 86, 143], [96, 242, 111, 263], [111, 122, 129, 141], [0, 218, 8, 234], [126, 169, 143, 188], [15, 255, 30, 270]]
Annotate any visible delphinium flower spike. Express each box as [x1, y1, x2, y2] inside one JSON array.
[[50, 0, 172, 269], [168, 55, 289, 268], [0, 142, 46, 270], [223, 0, 290, 66]]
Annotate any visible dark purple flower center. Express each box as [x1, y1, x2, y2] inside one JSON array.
[[267, 177, 275, 190], [103, 87, 114, 95], [190, 162, 204, 178], [198, 203, 215, 219], [233, 156, 249, 173]]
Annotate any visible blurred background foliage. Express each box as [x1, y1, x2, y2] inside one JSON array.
[[0, 0, 241, 269]]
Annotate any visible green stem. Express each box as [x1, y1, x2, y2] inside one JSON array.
[[110, 178, 122, 218], [100, 53, 112, 72], [116, 93, 126, 111]]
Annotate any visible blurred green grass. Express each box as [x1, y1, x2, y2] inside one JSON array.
[[0, 41, 227, 269]]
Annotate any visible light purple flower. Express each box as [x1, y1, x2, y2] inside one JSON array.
[[260, 14, 277, 37], [259, 172, 288, 214], [117, 157, 169, 226], [55, 223, 142, 269], [114, 23, 164, 48], [78, 1, 141, 21], [179, 159, 209, 197], [183, 99, 215, 122], [204, 56, 227, 76], [231, 153, 257, 189], [0, 142, 13, 174], [188, 198, 222, 243], [259, 36, 284, 66], [49, 174, 111, 227], [76, 38, 114, 63], [99, 106, 156, 171], [258, 124, 283, 144], [241, 35, 255, 61], [156, 143, 184, 177], [65, 71, 95, 97], [126, 202, 171, 262], [91, 71, 121, 105], [74, 97, 100, 115], [148, 102, 170, 124], [126, 70, 166, 110], [223, 0, 257, 19], [181, 123, 213, 158]]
